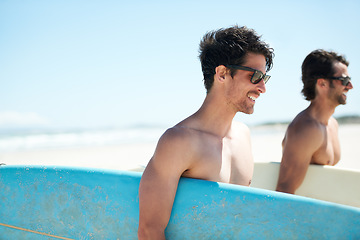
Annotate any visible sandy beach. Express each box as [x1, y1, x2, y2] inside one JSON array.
[[1, 124, 359, 171]]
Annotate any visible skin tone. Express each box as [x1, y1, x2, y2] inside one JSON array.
[[276, 61, 353, 194], [138, 53, 267, 240]]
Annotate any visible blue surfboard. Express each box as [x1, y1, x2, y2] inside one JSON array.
[[1, 165, 359, 239]]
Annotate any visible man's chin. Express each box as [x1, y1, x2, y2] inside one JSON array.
[[339, 98, 347, 105], [241, 109, 254, 115]]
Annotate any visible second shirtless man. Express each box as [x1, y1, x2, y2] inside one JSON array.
[[276, 49, 353, 194]]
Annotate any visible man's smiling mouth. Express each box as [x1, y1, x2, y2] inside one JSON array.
[[248, 94, 258, 102]]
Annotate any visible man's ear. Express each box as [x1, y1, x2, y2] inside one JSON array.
[[215, 65, 227, 83], [317, 78, 327, 88]]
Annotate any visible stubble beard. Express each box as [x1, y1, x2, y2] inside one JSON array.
[[328, 84, 347, 106], [330, 88, 346, 105], [338, 94, 346, 105], [238, 99, 255, 115]]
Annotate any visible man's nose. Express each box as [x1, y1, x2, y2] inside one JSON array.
[[346, 81, 354, 89], [257, 79, 266, 93]]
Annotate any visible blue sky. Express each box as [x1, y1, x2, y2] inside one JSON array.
[[1, 0, 359, 129]]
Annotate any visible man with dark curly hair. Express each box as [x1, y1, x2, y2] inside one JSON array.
[[276, 49, 353, 194], [138, 25, 274, 239]]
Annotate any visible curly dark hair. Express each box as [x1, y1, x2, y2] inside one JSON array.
[[198, 25, 274, 92], [301, 49, 349, 100]]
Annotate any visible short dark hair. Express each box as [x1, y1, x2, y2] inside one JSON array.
[[301, 49, 349, 100], [198, 25, 274, 92]]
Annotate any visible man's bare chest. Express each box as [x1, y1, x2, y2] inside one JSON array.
[[312, 133, 340, 165], [182, 139, 253, 186]]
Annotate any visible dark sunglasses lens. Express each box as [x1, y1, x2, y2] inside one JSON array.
[[263, 75, 271, 84], [251, 71, 270, 84], [342, 78, 350, 86], [251, 71, 263, 84]]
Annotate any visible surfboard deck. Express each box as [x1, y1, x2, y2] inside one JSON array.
[[251, 162, 360, 208], [1, 165, 359, 239]]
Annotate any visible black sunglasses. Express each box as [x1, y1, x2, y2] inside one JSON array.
[[226, 65, 271, 84], [328, 76, 352, 86]]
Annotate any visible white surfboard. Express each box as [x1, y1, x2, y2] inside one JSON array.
[[251, 162, 360, 208]]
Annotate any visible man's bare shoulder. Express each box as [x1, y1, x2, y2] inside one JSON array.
[[228, 121, 251, 138], [154, 125, 211, 158], [284, 113, 325, 149], [288, 113, 324, 134], [160, 126, 192, 140], [328, 116, 339, 128], [283, 112, 326, 158], [145, 127, 197, 175], [160, 125, 212, 142], [280, 113, 327, 174], [155, 127, 195, 154], [231, 121, 250, 131]]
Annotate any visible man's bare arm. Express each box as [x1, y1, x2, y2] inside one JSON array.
[[276, 123, 323, 194], [138, 129, 192, 239]]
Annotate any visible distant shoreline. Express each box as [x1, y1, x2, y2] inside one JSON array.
[[257, 115, 360, 127]]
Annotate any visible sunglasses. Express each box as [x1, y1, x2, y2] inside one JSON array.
[[226, 65, 271, 84], [328, 76, 352, 86]]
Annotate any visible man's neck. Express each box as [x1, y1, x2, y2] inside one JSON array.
[[307, 101, 336, 125], [188, 94, 237, 138]]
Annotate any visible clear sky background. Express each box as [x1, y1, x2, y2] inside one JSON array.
[[1, 0, 359, 130]]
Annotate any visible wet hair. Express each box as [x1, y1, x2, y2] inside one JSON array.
[[301, 49, 349, 100], [198, 25, 274, 93]]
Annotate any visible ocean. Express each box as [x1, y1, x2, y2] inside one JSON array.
[[0, 127, 166, 153], [0, 124, 289, 153]]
